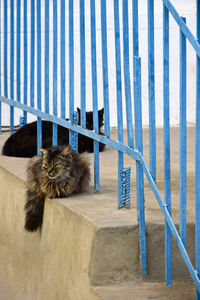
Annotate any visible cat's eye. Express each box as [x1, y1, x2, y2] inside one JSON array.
[[54, 161, 62, 168], [43, 163, 48, 169]]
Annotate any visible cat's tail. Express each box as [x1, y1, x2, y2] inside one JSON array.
[[24, 190, 45, 232]]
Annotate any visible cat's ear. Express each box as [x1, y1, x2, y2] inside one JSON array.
[[98, 108, 104, 117], [61, 145, 73, 161], [77, 107, 81, 123], [62, 145, 72, 155], [40, 148, 48, 156]]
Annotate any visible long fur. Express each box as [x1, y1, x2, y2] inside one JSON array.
[[2, 108, 105, 157], [24, 146, 90, 232]]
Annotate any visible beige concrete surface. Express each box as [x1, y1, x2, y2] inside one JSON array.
[[94, 280, 195, 300], [0, 127, 196, 299]]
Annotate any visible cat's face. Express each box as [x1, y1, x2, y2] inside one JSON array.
[[77, 107, 104, 130], [40, 146, 72, 180]]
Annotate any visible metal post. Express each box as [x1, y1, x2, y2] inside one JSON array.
[[123, 0, 134, 149], [80, 0, 86, 128], [4, 0, 7, 98], [195, 1, 200, 299], [24, 0, 27, 123], [53, 0, 58, 146], [134, 56, 146, 276], [0, 0, 1, 133], [17, 0, 21, 102], [45, 0, 49, 113], [163, 3, 172, 287], [114, 0, 124, 204], [69, 0, 74, 145], [148, 0, 156, 182], [60, 0, 66, 120], [30, 0, 35, 108], [37, 0, 42, 155], [90, 0, 99, 192], [101, 0, 110, 137], [10, 0, 14, 134], [179, 17, 187, 246]]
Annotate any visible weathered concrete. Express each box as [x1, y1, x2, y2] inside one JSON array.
[[0, 127, 197, 299], [94, 281, 195, 300]]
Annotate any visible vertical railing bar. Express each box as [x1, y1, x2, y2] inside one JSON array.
[[0, 0, 1, 133], [17, 0, 21, 102], [113, 0, 124, 205], [24, 0, 27, 123], [45, 0, 49, 113], [100, 0, 110, 137], [179, 16, 187, 247], [71, 110, 78, 151], [90, 0, 99, 192], [122, 0, 134, 149], [132, 0, 139, 219], [4, 0, 7, 98], [148, 0, 156, 182], [132, 0, 139, 69], [53, 0, 58, 146], [60, 0, 65, 119], [10, 0, 14, 134], [196, 1, 200, 299], [134, 56, 146, 276], [37, 0, 42, 155], [30, 0, 35, 108], [69, 0, 74, 145], [163, 3, 172, 287], [80, 0, 86, 128]]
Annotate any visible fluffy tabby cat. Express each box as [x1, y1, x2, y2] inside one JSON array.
[[2, 108, 105, 157], [24, 145, 90, 232]]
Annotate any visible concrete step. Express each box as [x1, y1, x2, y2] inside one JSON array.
[[0, 127, 197, 299], [93, 281, 195, 300]]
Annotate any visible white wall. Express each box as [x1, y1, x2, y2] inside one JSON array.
[[0, 0, 197, 127]]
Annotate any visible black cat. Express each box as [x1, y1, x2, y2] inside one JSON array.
[[2, 108, 105, 158]]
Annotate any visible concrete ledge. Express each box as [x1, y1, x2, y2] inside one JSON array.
[[94, 281, 195, 300], [0, 133, 141, 299], [0, 163, 101, 300], [0, 128, 197, 299]]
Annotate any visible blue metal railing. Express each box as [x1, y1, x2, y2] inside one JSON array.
[[10, 0, 14, 134], [148, 0, 156, 182], [53, 0, 58, 146], [23, 0, 27, 124], [30, 0, 35, 109], [179, 16, 187, 247], [100, 0, 110, 138], [163, 3, 172, 287], [0, 0, 1, 132], [196, 1, 200, 299], [90, 0, 100, 192], [37, 0, 42, 155], [134, 56, 146, 276], [45, 0, 49, 114], [0, 0, 200, 298]]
